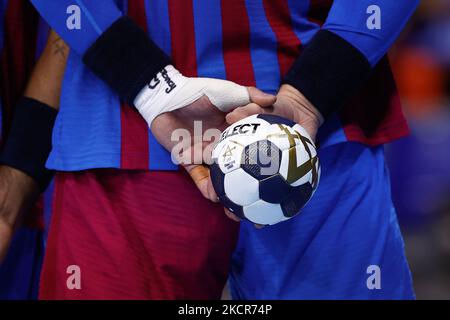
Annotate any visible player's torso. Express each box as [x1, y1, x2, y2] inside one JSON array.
[[48, 0, 408, 172]]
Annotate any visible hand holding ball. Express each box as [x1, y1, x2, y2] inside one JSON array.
[[210, 114, 320, 226]]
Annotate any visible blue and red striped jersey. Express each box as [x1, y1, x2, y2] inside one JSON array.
[[34, 0, 411, 171]]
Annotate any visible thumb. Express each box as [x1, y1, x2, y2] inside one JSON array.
[[184, 165, 219, 202], [247, 86, 276, 107], [203, 79, 251, 112], [226, 103, 267, 125], [203, 79, 275, 112]]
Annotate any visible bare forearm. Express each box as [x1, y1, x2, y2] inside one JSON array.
[[0, 31, 69, 261], [0, 167, 38, 225], [24, 30, 69, 109]]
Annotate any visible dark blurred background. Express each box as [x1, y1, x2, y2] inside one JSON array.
[[387, 0, 450, 299]]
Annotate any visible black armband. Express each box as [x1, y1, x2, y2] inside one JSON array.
[[83, 16, 171, 106], [282, 30, 372, 119], [0, 98, 57, 192]]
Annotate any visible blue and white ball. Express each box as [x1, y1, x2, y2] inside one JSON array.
[[210, 114, 320, 225]]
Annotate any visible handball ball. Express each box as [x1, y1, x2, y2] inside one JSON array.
[[210, 114, 320, 226]]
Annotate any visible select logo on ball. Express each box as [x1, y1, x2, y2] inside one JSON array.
[[219, 123, 261, 142]]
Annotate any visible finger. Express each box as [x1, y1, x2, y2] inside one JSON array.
[[187, 165, 209, 184], [247, 87, 276, 107], [225, 103, 267, 124], [184, 165, 218, 202], [254, 224, 265, 229], [176, 139, 204, 166], [224, 208, 241, 222], [204, 80, 276, 112]]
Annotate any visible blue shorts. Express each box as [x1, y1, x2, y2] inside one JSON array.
[[0, 227, 44, 300], [230, 142, 414, 299]]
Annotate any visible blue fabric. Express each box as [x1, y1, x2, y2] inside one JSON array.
[[144, 0, 171, 56], [30, 0, 419, 68], [230, 142, 414, 299], [33, 0, 416, 171], [30, 0, 122, 55], [43, 179, 55, 243], [0, 0, 6, 52], [0, 227, 44, 300], [287, 0, 319, 46], [193, 0, 227, 80], [45, 2, 177, 171], [46, 52, 123, 170], [244, 0, 280, 95], [43, 0, 125, 171], [324, 0, 419, 66], [143, 0, 178, 170]]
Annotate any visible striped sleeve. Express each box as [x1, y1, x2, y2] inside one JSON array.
[[30, 0, 122, 55], [283, 0, 419, 119], [31, 0, 170, 105], [323, 0, 420, 66]]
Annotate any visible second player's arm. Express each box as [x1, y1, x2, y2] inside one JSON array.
[[228, 0, 420, 141], [0, 30, 69, 262]]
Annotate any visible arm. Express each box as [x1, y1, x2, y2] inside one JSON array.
[[0, 30, 69, 262], [228, 0, 420, 140], [23, 32, 69, 107], [283, 0, 420, 120], [225, 0, 419, 223], [323, 0, 419, 67], [31, 1, 276, 202], [31, 1, 267, 121]]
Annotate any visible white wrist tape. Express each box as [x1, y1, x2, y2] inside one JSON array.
[[133, 65, 250, 127]]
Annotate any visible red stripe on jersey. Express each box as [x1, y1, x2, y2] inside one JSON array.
[[220, 0, 255, 86], [127, 0, 148, 32], [120, 102, 150, 169], [0, 0, 38, 139], [168, 0, 198, 77], [120, 0, 150, 169], [340, 57, 409, 146], [263, 0, 301, 77]]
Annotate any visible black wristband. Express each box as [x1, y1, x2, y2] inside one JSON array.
[[282, 30, 372, 119], [83, 16, 171, 106], [0, 98, 57, 192]]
